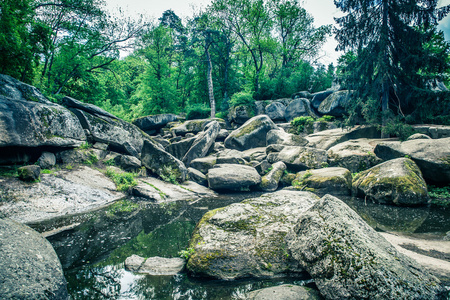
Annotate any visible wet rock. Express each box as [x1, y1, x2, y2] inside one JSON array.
[[265, 101, 286, 121], [132, 114, 178, 133], [293, 167, 352, 196], [37, 152, 56, 169], [267, 146, 328, 171], [224, 115, 278, 151], [183, 121, 221, 166], [125, 255, 185, 275], [305, 126, 381, 150], [374, 138, 450, 184], [352, 158, 429, 206], [141, 139, 188, 183], [285, 98, 317, 122], [318, 90, 352, 116], [327, 138, 383, 173], [259, 161, 286, 192], [246, 284, 321, 300], [0, 218, 68, 299], [187, 190, 319, 279], [207, 164, 261, 191], [266, 129, 308, 147], [18, 165, 40, 182], [286, 195, 445, 299]]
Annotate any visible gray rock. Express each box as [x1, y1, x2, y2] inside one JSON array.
[[305, 125, 381, 150], [217, 148, 251, 161], [216, 129, 229, 141], [183, 121, 221, 166], [225, 115, 278, 151], [243, 147, 268, 162], [207, 164, 261, 191], [327, 138, 383, 173], [63, 96, 118, 119], [152, 136, 170, 148], [285, 98, 317, 122], [255, 160, 272, 175], [18, 165, 40, 182], [312, 120, 337, 133], [407, 133, 432, 140], [141, 139, 188, 183], [293, 167, 352, 196], [259, 161, 286, 192], [266, 129, 308, 147], [171, 118, 225, 136], [265, 102, 286, 121], [113, 154, 142, 172], [412, 124, 450, 139], [132, 114, 178, 132], [57, 148, 104, 165], [216, 156, 247, 165], [187, 190, 319, 279], [188, 167, 208, 186], [292, 91, 312, 99], [166, 136, 196, 160], [318, 90, 352, 116], [125, 255, 185, 275], [0, 218, 68, 299], [374, 137, 450, 184], [267, 146, 328, 171], [352, 158, 429, 206], [246, 284, 321, 300], [286, 195, 444, 299], [229, 105, 254, 124], [38, 152, 56, 169], [0, 74, 52, 104], [190, 156, 217, 174], [311, 90, 333, 109]]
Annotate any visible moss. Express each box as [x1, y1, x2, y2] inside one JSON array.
[[187, 249, 228, 274], [233, 118, 264, 139], [189, 208, 223, 247], [106, 199, 139, 218]]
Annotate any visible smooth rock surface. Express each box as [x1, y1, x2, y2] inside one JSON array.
[[207, 164, 261, 191], [246, 284, 322, 300], [125, 255, 185, 275], [266, 129, 308, 147], [267, 146, 328, 171], [293, 167, 352, 196]]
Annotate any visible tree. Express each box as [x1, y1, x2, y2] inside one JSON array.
[[334, 0, 450, 133]]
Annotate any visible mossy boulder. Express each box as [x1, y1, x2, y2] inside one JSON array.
[[186, 190, 319, 279], [224, 115, 278, 151], [18, 165, 41, 182], [259, 161, 286, 192], [267, 146, 328, 171], [284, 98, 317, 122], [229, 105, 254, 124], [374, 137, 450, 184], [266, 129, 308, 147], [352, 158, 429, 206], [293, 167, 352, 196], [286, 195, 445, 299], [318, 90, 353, 117]]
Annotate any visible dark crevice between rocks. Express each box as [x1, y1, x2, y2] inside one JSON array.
[[0, 145, 75, 165]]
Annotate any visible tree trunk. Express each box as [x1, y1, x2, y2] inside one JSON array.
[[206, 45, 216, 118]]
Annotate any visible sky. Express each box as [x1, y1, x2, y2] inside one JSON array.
[[105, 0, 450, 65]]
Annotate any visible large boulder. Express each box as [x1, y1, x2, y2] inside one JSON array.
[[267, 146, 328, 171], [374, 138, 450, 184], [310, 90, 333, 110], [207, 164, 261, 191], [63, 96, 118, 120], [0, 74, 52, 104], [352, 158, 429, 206], [259, 161, 286, 192], [284, 98, 317, 122], [229, 105, 254, 124], [132, 114, 178, 133], [246, 284, 321, 300], [0, 218, 68, 299], [171, 118, 225, 136], [190, 156, 217, 174], [224, 115, 278, 151], [183, 121, 221, 166], [318, 90, 352, 116], [141, 139, 188, 183], [286, 195, 444, 299], [265, 101, 286, 121], [266, 129, 308, 147], [125, 255, 185, 275], [187, 190, 319, 279], [327, 138, 383, 173], [166, 136, 197, 160], [293, 167, 352, 196]]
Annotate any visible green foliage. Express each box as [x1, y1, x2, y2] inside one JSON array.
[[291, 116, 315, 134], [186, 104, 211, 120], [83, 153, 99, 166], [318, 115, 334, 122], [78, 142, 92, 150], [159, 165, 181, 184], [381, 116, 416, 141], [215, 111, 228, 119], [106, 199, 139, 218], [105, 167, 138, 192], [178, 247, 195, 259], [230, 91, 255, 107], [0, 166, 19, 178], [428, 185, 450, 207]]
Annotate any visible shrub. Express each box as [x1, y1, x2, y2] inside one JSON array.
[[291, 116, 315, 134], [186, 104, 211, 120], [105, 167, 138, 192], [230, 91, 254, 107]]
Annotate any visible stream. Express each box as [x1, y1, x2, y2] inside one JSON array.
[[29, 193, 450, 299]]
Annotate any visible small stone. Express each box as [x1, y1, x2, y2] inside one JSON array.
[[18, 165, 41, 182]]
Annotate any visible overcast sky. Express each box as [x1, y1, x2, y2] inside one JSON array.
[[105, 0, 450, 65]]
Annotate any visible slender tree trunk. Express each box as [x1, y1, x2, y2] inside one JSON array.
[[381, 0, 390, 138], [206, 45, 216, 118]]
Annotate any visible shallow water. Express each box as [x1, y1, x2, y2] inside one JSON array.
[[32, 192, 450, 299]]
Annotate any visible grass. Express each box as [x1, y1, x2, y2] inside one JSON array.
[[105, 167, 138, 192]]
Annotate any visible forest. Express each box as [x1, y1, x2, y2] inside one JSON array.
[[1, 0, 450, 133]]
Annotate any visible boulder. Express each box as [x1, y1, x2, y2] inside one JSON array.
[[187, 190, 319, 279], [166, 136, 196, 160], [284, 98, 317, 122], [190, 156, 217, 174], [0, 218, 68, 299], [293, 167, 352, 196], [243, 147, 268, 162], [71, 109, 149, 157], [265, 101, 286, 121], [18, 165, 41, 182], [318, 90, 352, 116], [266, 129, 308, 147], [183, 121, 221, 166], [188, 167, 208, 186], [374, 138, 450, 184], [255, 160, 271, 175], [229, 105, 254, 124], [327, 138, 383, 173], [246, 284, 321, 300], [305, 125, 381, 150], [267, 146, 328, 171], [37, 151, 56, 169], [0, 74, 52, 104], [216, 129, 229, 141], [291, 91, 312, 99], [286, 195, 444, 299], [141, 139, 188, 183], [132, 114, 178, 133], [171, 118, 225, 136], [259, 161, 286, 192], [217, 148, 251, 161], [125, 255, 185, 275], [113, 154, 142, 172], [63, 96, 118, 119], [224, 115, 278, 151], [216, 156, 247, 165], [56, 148, 105, 165], [352, 158, 429, 206], [412, 124, 450, 139], [406, 133, 431, 140], [310, 90, 333, 109], [207, 164, 261, 191]]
